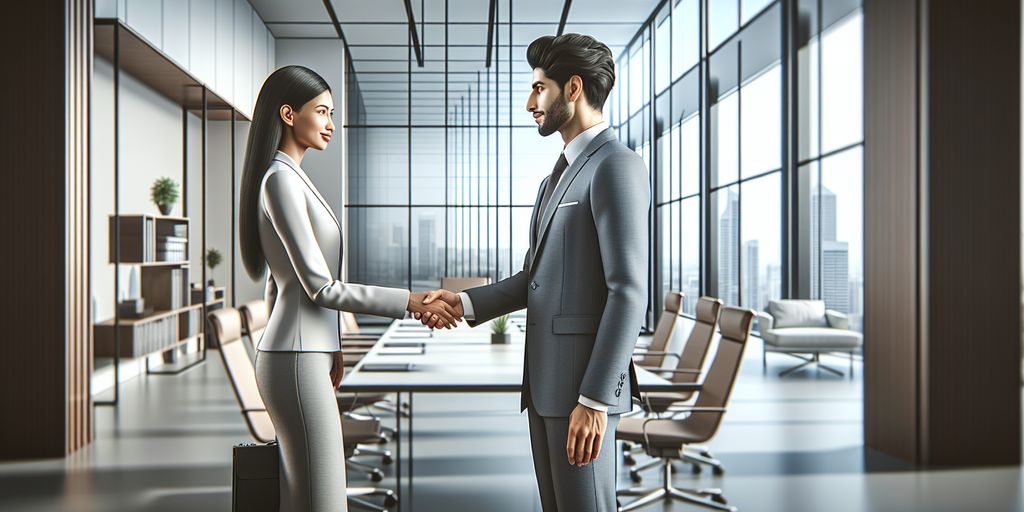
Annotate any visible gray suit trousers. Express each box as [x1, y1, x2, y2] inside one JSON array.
[[528, 407, 621, 512]]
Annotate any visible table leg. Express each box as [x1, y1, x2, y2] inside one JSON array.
[[405, 391, 409, 507], [396, 391, 402, 512]]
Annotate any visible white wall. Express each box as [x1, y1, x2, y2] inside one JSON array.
[[92, 56, 189, 323]]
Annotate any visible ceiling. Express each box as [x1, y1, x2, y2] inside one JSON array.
[[248, 0, 663, 125]]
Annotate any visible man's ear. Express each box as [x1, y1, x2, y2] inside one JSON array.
[[279, 104, 295, 127], [566, 75, 584, 103]]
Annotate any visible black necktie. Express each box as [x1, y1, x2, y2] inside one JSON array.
[[535, 153, 569, 239]]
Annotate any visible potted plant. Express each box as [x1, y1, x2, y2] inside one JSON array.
[[150, 177, 179, 215], [491, 314, 511, 344], [204, 248, 222, 286]]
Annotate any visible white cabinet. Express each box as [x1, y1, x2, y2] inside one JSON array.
[[233, 0, 253, 116], [162, 0, 189, 68], [252, 11, 267, 104], [189, 0, 216, 88], [125, 0, 162, 47], [214, 0, 234, 104], [96, 0, 127, 20], [112, 0, 273, 117], [267, 30, 276, 75]]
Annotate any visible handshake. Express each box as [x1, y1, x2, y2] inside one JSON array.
[[406, 289, 466, 329]]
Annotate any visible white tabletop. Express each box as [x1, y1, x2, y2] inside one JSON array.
[[340, 319, 700, 393]]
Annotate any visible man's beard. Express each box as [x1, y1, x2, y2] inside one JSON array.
[[537, 94, 571, 137]]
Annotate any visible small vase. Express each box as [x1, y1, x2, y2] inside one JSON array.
[[158, 203, 173, 216], [491, 333, 511, 345]]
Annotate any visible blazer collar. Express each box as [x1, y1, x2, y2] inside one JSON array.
[[272, 151, 342, 230]]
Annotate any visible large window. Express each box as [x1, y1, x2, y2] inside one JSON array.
[[798, 2, 864, 330], [609, 0, 862, 330], [708, 4, 783, 313]]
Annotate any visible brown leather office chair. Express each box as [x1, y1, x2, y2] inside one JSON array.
[[632, 292, 686, 371], [624, 296, 723, 479], [208, 308, 397, 510], [237, 300, 268, 360], [615, 306, 754, 512], [238, 301, 397, 432]]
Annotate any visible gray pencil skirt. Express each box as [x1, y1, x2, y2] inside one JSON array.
[[254, 350, 348, 512]]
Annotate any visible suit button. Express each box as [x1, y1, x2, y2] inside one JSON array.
[[530, 281, 539, 290]]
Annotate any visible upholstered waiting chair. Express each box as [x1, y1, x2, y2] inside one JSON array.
[[758, 299, 862, 378], [632, 292, 686, 371], [616, 306, 755, 512], [208, 308, 397, 511]]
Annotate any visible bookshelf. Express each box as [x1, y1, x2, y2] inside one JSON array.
[[94, 214, 217, 372]]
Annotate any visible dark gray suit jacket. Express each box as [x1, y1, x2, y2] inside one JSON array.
[[465, 128, 650, 417]]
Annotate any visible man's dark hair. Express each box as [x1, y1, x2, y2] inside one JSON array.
[[526, 33, 615, 112]]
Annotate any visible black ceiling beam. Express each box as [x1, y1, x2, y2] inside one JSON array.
[[557, 0, 573, 36], [321, 0, 355, 65], [403, 0, 425, 67], [485, 0, 497, 68]]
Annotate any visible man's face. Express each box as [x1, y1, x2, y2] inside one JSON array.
[[526, 68, 572, 137]]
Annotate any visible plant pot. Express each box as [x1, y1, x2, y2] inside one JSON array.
[[491, 333, 511, 344], [207, 279, 216, 287], [158, 203, 173, 215]]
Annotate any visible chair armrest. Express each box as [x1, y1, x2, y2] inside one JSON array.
[[632, 350, 678, 358], [648, 368, 701, 374], [756, 311, 774, 332], [669, 406, 727, 419], [825, 310, 849, 330]]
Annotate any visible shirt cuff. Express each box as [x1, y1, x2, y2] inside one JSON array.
[[458, 292, 475, 321], [578, 395, 610, 412]]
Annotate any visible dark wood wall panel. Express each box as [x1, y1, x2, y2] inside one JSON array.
[[0, 0, 93, 459], [924, 0, 1020, 465], [865, 0, 1021, 466], [863, 0, 921, 463]]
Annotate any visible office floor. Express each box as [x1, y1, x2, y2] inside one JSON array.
[[0, 336, 1021, 512]]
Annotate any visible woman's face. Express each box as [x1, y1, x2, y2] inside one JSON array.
[[282, 90, 335, 150]]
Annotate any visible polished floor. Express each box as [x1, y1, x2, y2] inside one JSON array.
[[0, 336, 1021, 512]]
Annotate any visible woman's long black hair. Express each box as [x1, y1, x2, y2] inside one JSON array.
[[239, 65, 331, 280]]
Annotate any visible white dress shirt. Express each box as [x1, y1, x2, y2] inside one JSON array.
[[457, 121, 612, 413]]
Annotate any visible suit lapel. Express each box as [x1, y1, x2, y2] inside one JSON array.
[[273, 158, 342, 231], [529, 128, 617, 271]]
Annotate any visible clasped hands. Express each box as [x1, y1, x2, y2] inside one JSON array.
[[407, 289, 465, 329]]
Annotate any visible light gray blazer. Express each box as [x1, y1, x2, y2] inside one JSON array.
[[257, 151, 409, 352], [464, 129, 650, 417]]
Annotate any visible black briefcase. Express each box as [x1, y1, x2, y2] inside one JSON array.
[[232, 441, 279, 512]]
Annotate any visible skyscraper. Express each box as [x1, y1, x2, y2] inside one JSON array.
[[718, 190, 739, 306], [822, 240, 850, 313], [811, 185, 838, 299], [743, 240, 760, 311]]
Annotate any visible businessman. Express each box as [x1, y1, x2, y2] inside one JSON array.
[[419, 34, 650, 511]]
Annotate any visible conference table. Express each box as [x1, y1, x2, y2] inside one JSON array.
[[340, 317, 701, 511]]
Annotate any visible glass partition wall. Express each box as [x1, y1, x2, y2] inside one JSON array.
[[344, 0, 863, 331]]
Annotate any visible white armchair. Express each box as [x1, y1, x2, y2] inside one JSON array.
[[758, 300, 863, 378]]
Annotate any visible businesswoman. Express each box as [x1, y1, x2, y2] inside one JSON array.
[[239, 65, 459, 512]]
